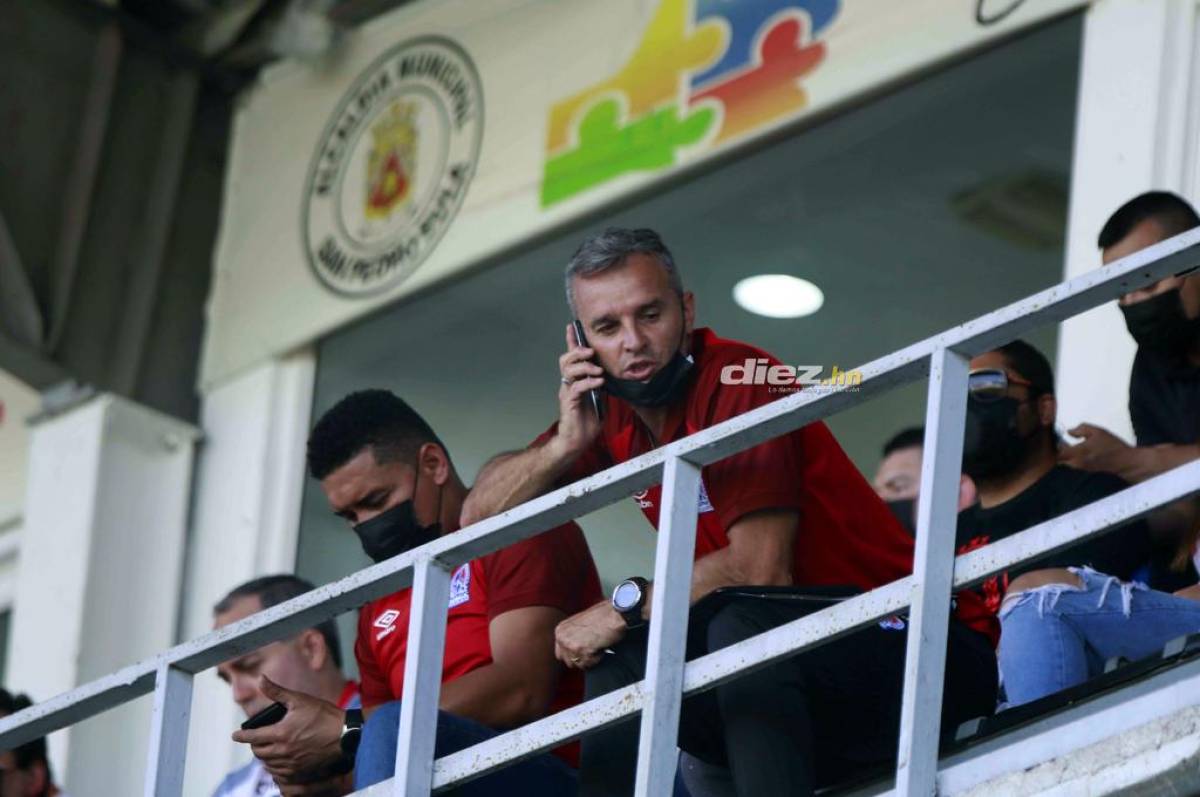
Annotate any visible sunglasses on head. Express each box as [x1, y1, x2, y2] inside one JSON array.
[[967, 368, 1035, 403]]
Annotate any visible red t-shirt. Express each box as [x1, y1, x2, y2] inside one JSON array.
[[354, 522, 601, 765], [335, 680, 361, 709], [537, 328, 998, 644]]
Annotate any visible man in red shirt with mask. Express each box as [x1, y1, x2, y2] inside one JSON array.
[[463, 228, 999, 797], [234, 391, 601, 794]]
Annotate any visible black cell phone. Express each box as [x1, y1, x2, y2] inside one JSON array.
[[241, 701, 287, 730], [571, 319, 606, 420]]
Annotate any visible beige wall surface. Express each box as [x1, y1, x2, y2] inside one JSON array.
[[0, 369, 38, 527], [204, 0, 1085, 389]]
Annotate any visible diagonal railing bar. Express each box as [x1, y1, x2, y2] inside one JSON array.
[[431, 575, 916, 790], [0, 456, 662, 749], [0, 230, 1198, 783], [429, 458, 1200, 789], [0, 661, 157, 751], [952, 458, 1200, 588]]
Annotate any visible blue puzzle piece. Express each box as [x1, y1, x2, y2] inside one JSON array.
[[692, 0, 840, 89]]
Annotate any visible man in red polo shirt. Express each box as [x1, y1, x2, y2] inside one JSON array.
[[235, 390, 601, 794], [462, 228, 999, 797]]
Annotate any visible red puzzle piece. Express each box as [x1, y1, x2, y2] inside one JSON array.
[[692, 17, 826, 144]]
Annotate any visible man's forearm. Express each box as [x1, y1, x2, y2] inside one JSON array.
[[636, 546, 793, 621], [438, 662, 554, 728], [689, 546, 788, 602], [461, 440, 574, 525], [1123, 443, 1200, 483]]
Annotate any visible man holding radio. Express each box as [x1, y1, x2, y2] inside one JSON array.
[[462, 227, 999, 797]]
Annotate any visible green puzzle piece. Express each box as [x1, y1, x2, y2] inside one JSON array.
[[541, 98, 716, 207]]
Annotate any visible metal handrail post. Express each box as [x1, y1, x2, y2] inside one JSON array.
[[393, 555, 453, 796], [143, 663, 194, 797], [895, 348, 970, 795], [634, 455, 701, 796]]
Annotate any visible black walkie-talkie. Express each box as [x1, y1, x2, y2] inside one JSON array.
[[571, 319, 606, 421]]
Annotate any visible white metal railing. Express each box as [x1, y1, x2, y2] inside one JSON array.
[[4, 229, 1200, 797]]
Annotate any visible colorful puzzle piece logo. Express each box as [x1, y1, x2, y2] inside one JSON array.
[[541, 0, 841, 207]]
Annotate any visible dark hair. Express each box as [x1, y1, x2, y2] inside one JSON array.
[[213, 575, 343, 669], [306, 390, 447, 481], [996, 339, 1054, 397], [1097, 191, 1200, 249], [565, 227, 683, 314], [882, 426, 924, 457], [0, 688, 53, 789]]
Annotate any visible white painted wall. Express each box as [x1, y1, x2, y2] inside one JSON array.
[[0, 368, 39, 530], [179, 350, 314, 797], [1056, 0, 1200, 439], [0, 368, 37, 682], [7, 394, 197, 797]]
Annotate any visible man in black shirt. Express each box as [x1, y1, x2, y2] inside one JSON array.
[[955, 341, 1152, 621], [1059, 191, 1200, 585], [962, 341, 1200, 707]]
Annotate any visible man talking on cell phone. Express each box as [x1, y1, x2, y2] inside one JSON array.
[[461, 227, 999, 797]]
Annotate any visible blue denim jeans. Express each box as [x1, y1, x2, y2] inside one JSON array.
[[998, 567, 1200, 707], [353, 701, 578, 795]]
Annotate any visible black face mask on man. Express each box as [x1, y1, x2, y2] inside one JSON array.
[[961, 396, 1038, 480], [1120, 288, 1200, 354], [604, 316, 695, 408], [606, 351, 695, 407], [352, 468, 443, 563]]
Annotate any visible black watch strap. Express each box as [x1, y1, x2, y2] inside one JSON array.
[[339, 707, 364, 760]]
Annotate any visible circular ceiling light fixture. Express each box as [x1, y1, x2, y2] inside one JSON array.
[[732, 274, 824, 318]]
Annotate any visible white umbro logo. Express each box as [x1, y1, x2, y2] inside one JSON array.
[[374, 609, 401, 641]]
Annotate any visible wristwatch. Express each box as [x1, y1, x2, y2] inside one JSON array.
[[340, 707, 364, 759], [612, 577, 649, 629]]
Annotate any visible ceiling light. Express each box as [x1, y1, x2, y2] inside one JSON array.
[[733, 275, 824, 318]]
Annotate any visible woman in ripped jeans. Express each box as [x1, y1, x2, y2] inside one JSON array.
[[999, 564, 1200, 706]]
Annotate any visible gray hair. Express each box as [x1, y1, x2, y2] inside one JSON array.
[[214, 574, 343, 669], [564, 227, 684, 315]]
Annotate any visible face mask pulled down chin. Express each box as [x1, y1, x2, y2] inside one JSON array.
[[353, 500, 441, 563], [605, 350, 695, 407], [1120, 288, 1200, 353], [961, 397, 1034, 480]]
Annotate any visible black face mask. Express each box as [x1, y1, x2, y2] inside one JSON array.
[[605, 317, 696, 408], [886, 498, 917, 536], [961, 396, 1037, 480], [352, 473, 443, 563], [1120, 289, 1200, 353], [606, 350, 695, 407]]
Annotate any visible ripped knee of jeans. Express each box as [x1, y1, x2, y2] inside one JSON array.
[[998, 578, 1085, 620], [999, 568, 1147, 620]]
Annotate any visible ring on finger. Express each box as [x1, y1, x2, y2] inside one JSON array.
[[561, 376, 572, 385]]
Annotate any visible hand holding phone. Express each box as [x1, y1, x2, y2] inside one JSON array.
[[570, 320, 606, 421], [240, 701, 287, 730]]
